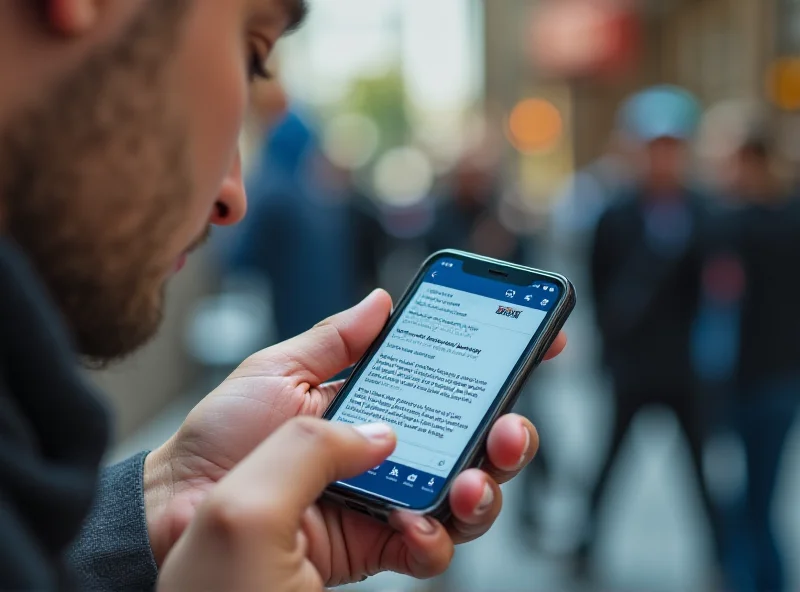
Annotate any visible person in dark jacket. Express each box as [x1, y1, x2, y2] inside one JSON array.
[[579, 86, 721, 569], [428, 151, 525, 264], [698, 103, 800, 592], [0, 1, 565, 589]]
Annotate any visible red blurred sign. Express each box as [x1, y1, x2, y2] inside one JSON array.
[[528, 0, 640, 79]]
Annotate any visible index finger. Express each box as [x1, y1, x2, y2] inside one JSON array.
[[544, 331, 567, 361], [214, 419, 396, 526]]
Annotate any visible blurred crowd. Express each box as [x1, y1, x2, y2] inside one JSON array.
[[572, 87, 800, 592], [211, 78, 800, 592]]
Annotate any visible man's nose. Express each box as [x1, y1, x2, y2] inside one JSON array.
[[210, 149, 247, 226]]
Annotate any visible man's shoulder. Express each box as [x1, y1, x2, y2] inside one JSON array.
[[0, 239, 110, 584]]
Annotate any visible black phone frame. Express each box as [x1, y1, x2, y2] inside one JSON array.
[[322, 249, 576, 523]]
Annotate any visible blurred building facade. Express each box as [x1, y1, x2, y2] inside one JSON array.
[[484, 0, 778, 185]]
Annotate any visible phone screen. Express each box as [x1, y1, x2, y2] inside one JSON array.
[[327, 256, 562, 510]]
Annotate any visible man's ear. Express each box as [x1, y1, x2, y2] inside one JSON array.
[[45, 0, 104, 36]]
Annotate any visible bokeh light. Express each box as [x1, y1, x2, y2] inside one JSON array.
[[767, 57, 800, 111], [322, 113, 381, 170], [373, 146, 435, 206], [506, 98, 564, 154]]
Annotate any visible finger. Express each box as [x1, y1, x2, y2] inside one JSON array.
[[316, 380, 346, 410], [543, 330, 567, 361], [447, 469, 503, 543], [271, 289, 392, 384], [387, 512, 455, 578], [482, 414, 539, 484], [212, 419, 396, 528]]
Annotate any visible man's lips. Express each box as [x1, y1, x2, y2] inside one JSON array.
[[173, 226, 212, 274]]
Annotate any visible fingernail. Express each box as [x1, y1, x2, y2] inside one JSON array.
[[354, 422, 394, 442], [362, 288, 383, 304], [475, 483, 494, 515], [414, 516, 437, 535], [517, 424, 531, 469]]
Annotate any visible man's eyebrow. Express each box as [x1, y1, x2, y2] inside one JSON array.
[[280, 0, 308, 32]]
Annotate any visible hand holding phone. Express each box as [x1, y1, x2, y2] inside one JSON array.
[[324, 250, 575, 520], [147, 274, 566, 586], [159, 418, 398, 592]]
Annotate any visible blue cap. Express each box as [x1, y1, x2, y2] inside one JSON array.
[[618, 85, 701, 142]]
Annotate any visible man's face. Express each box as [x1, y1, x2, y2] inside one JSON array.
[[0, 0, 301, 361], [645, 136, 687, 190]]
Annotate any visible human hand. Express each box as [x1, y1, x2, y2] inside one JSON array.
[[158, 418, 397, 591], [145, 289, 567, 584]]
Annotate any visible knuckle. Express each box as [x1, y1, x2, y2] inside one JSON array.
[[285, 416, 336, 448], [435, 544, 455, 574], [202, 495, 282, 542], [308, 322, 352, 363], [202, 497, 247, 539], [420, 545, 454, 579], [443, 543, 456, 569]]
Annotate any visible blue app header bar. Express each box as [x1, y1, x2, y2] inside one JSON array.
[[425, 258, 560, 312]]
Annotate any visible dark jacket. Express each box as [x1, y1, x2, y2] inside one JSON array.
[[0, 238, 157, 590], [590, 188, 705, 393], [734, 199, 800, 388]]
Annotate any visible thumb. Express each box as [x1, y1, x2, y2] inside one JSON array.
[[269, 289, 392, 385], [213, 418, 396, 525]]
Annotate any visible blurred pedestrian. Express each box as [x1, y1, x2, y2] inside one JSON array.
[[580, 86, 721, 571], [428, 150, 525, 264], [552, 133, 634, 252], [224, 109, 358, 342], [699, 101, 800, 592]]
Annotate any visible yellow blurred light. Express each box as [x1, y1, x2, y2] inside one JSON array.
[[373, 146, 434, 207], [506, 99, 564, 154], [767, 57, 800, 111]]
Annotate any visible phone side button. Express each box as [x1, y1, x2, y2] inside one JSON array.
[[344, 500, 369, 514], [472, 451, 487, 469]]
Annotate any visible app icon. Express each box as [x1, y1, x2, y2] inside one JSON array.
[[541, 299, 550, 306], [428, 478, 435, 487], [505, 289, 516, 298], [389, 467, 399, 477], [407, 474, 418, 483]]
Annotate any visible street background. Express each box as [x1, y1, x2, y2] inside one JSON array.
[[95, 1, 800, 589]]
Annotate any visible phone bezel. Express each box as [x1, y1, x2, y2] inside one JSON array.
[[322, 249, 576, 521]]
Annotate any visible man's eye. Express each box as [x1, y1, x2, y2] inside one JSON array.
[[248, 50, 272, 82]]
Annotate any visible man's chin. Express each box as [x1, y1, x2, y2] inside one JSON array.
[[78, 293, 166, 369]]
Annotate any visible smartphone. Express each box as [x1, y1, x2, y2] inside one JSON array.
[[323, 250, 575, 522]]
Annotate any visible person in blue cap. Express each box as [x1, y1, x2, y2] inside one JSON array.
[[578, 85, 722, 574]]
